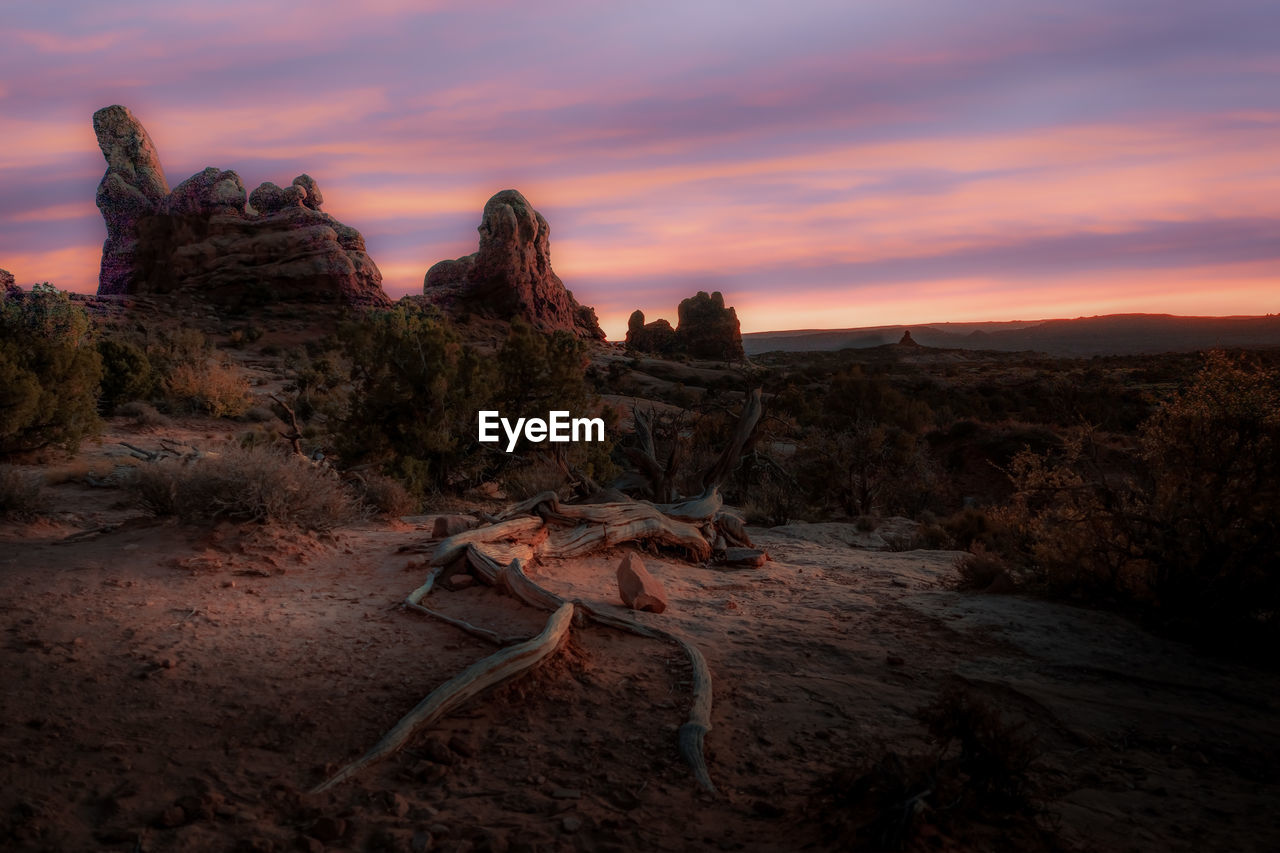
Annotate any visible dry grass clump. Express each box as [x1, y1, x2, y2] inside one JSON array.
[[353, 471, 418, 517], [162, 360, 253, 418], [115, 400, 171, 428], [0, 465, 46, 519], [953, 543, 1012, 591], [132, 446, 361, 531]]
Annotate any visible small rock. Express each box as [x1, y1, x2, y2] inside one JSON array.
[[561, 815, 583, 833], [550, 788, 581, 800], [616, 552, 668, 613], [160, 657, 176, 669], [448, 574, 475, 591]]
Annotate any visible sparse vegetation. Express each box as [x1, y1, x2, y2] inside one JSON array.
[[162, 360, 254, 417], [0, 285, 102, 455], [0, 465, 46, 519], [131, 446, 362, 531], [815, 685, 1042, 851], [353, 470, 418, 517], [115, 400, 171, 428], [335, 308, 614, 500]]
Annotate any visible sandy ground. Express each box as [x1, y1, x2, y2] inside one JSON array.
[[2, 431, 1279, 852]]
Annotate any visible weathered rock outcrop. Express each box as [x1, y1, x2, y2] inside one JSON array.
[[625, 291, 744, 361], [625, 310, 677, 353], [92, 105, 387, 306], [423, 190, 603, 340]]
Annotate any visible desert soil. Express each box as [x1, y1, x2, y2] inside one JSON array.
[[2, 422, 1279, 852]]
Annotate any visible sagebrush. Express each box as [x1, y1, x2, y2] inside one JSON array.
[[132, 447, 361, 531]]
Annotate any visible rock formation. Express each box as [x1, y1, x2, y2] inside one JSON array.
[[92, 105, 387, 306], [625, 291, 744, 361], [898, 329, 919, 346], [422, 190, 604, 340], [625, 310, 677, 354]]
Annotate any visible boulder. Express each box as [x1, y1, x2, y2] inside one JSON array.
[[422, 190, 604, 340], [91, 105, 388, 307], [616, 552, 668, 613]]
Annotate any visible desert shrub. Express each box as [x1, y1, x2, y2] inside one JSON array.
[[116, 400, 170, 428], [1139, 351, 1280, 631], [96, 337, 155, 411], [1002, 432, 1150, 600], [954, 544, 1011, 590], [162, 360, 254, 417], [919, 686, 1039, 809], [0, 285, 102, 455], [225, 324, 263, 348], [494, 319, 597, 433], [354, 470, 418, 516], [240, 405, 275, 423], [281, 342, 346, 421], [499, 452, 574, 501], [335, 304, 496, 496], [794, 422, 939, 518], [132, 446, 361, 531], [0, 465, 46, 519], [992, 351, 1280, 645], [815, 687, 1042, 851], [337, 309, 610, 499]]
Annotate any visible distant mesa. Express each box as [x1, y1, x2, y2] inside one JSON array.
[[422, 189, 604, 340], [626, 291, 745, 361], [92, 105, 388, 307]]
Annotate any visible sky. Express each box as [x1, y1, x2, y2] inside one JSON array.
[[1, 0, 1278, 338]]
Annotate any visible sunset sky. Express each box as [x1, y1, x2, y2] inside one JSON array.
[[2, 0, 1277, 338]]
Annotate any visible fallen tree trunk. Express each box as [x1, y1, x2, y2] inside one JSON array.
[[312, 602, 575, 793]]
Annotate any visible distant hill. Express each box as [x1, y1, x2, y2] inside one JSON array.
[[743, 314, 1280, 357]]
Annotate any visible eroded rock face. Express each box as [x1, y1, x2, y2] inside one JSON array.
[[423, 190, 604, 340], [94, 106, 170, 296], [625, 291, 744, 360], [92, 105, 387, 306]]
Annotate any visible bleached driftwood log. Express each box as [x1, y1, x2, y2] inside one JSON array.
[[312, 602, 574, 793]]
